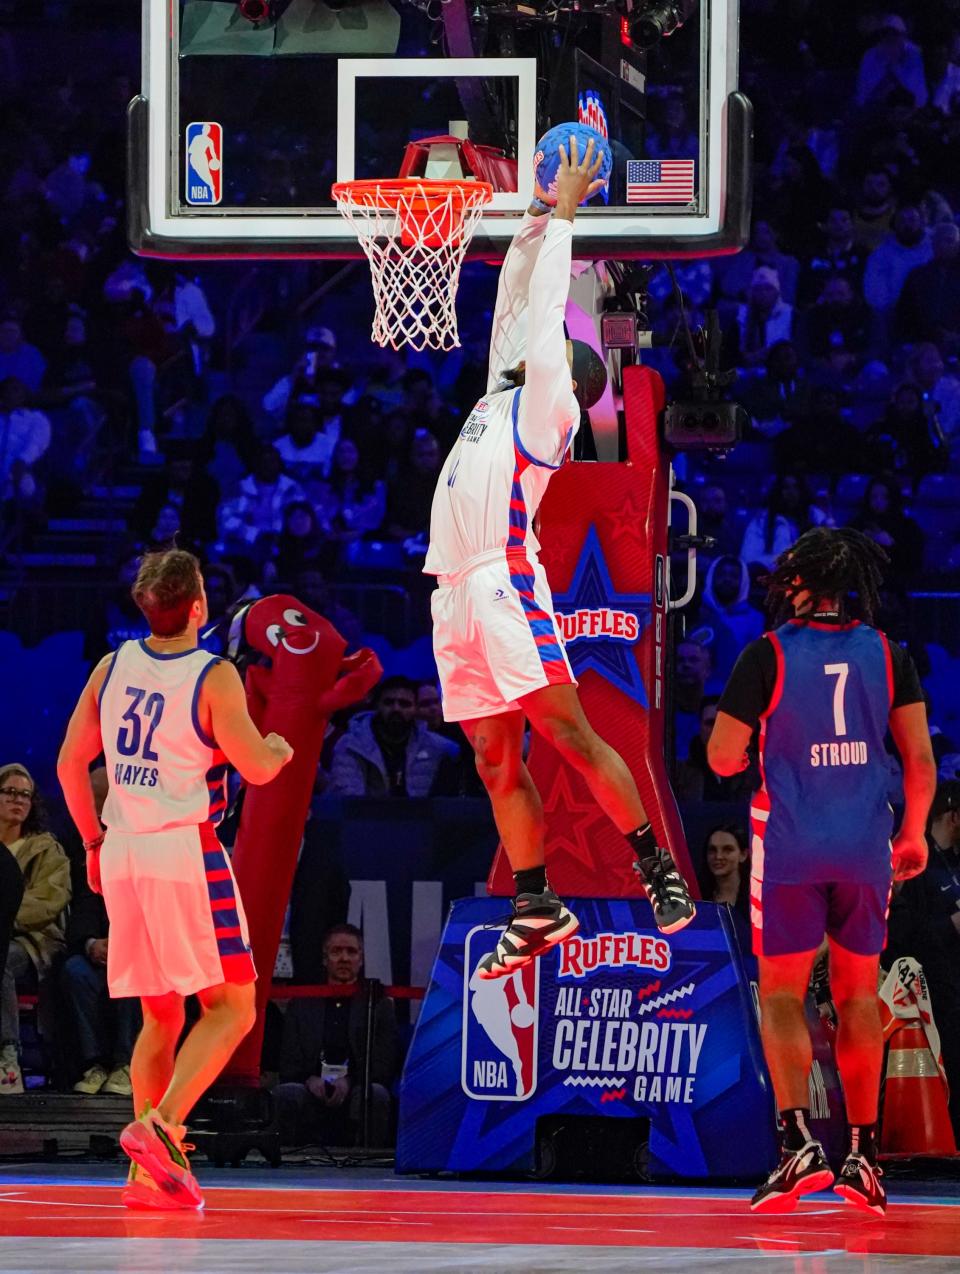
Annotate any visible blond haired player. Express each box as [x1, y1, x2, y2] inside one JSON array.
[[426, 136, 695, 978], [58, 549, 292, 1209]]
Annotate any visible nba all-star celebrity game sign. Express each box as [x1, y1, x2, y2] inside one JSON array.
[[396, 898, 776, 1177]]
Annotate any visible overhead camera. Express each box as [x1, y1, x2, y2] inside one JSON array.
[[631, 0, 697, 49]]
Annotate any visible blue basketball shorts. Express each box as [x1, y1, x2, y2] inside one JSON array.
[[750, 877, 893, 958]]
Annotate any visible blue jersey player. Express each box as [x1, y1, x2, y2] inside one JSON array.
[[708, 527, 935, 1216]]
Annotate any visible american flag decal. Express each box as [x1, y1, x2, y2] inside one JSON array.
[[626, 159, 696, 204]]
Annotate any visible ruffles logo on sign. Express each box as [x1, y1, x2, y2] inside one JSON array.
[[551, 526, 651, 705]]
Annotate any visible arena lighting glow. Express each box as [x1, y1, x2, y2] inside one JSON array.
[[631, 0, 697, 48], [238, 0, 271, 20]]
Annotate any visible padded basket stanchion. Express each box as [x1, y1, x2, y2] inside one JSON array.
[[332, 178, 493, 351]]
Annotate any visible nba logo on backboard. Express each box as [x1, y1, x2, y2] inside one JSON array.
[[461, 924, 539, 1101], [185, 122, 222, 206]]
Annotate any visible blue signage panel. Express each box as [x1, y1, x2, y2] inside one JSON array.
[[397, 898, 778, 1178]]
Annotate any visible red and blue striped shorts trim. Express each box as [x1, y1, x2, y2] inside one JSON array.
[[199, 823, 255, 984]]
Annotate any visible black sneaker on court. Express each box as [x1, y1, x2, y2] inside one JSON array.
[[833, 1152, 886, 1216], [634, 848, 696, 934], [477, 889, 580, 980], [750, 1141, 834, 1213]]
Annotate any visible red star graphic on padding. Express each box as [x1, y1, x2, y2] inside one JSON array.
[[543, 766, 609, 873], [602, 493, 648, 548]]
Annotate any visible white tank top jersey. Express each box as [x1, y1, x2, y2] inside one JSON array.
[[99, 640, 228, 834], [425, 214, 580, 577]]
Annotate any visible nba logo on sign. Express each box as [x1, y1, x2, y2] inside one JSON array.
[[185, 122, 222, 206], [461, 925, 538, 1101]]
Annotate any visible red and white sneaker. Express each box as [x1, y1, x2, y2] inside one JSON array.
[[120, 1107, 204, 1209], [750, 1140, 834, 1213], [476, 889, 580, 980], [834, 1152, 886, 1216]]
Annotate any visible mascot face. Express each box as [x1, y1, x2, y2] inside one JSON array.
[[243, 594, 328, 660]]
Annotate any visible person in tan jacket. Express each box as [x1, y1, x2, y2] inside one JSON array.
[[1, 763, 71, 1094]]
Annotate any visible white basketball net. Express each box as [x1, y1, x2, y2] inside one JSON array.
[[333, 180, 492, 352]]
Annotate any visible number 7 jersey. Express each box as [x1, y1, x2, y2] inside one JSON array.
[[754, 619, 895, 885], [100, 640, 228, 833]]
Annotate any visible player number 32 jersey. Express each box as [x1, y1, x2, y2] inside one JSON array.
[[99, 640, 228, 833]]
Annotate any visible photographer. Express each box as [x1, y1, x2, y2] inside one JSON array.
[[273, 925, 400, 1148]]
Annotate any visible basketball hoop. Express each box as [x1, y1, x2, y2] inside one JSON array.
[[332, 178, 493, 352]]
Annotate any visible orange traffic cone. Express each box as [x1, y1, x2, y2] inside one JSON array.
[[880, 1019, 957, 1157]]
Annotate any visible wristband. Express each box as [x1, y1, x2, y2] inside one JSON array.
[[529, 197, 553, 214], [84, 833, 105, 852]]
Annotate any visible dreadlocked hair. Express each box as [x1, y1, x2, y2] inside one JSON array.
[[765, 526, 888, 626]]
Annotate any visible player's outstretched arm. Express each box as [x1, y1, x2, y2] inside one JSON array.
[[486, 205, 551, 393], [889, 701, 937, 880], [58, 654, 111, 847], [204, 660, 294, 785]]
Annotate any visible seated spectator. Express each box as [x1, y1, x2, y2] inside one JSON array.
[[897, 220, 960, 349], [863, 204, 931, 330], [196, 395, 259, 499], [0, 314, 46, 393], [217, 443, 305, 559], [313, 437, 386, 545], [275, 500, 330, 581], [886, 781, 960, 1139], [61, 768, 140, 1097], [104, 277, 180, 458], [275, 402, 337, 487], [0, 376, 51, 503], [1, 765, 70, 1095], [908, 343, 960, 445], [133, 441, 220, 546], [366, 410, 412, 485], [733, 267, 795, 370], [803, 274, 871, 360], [848, 475, 925, 591], [330, 676, 460, 798], [798, 205, 868, 305], [673, 637, 714, 761], [739, 340, 810, 438], [756, 146, 835, 255], [700, 555, 764, 683], [386, 429, 443, 544], [926, 35, 960, 115], [675, 700, 756, 803], [262, 326, 340, 425], [291, 567, 363, 652], [646, 94, 699, 161], [200, 561, 239, 654], [401, 369, 457, 448], [273, 923, 400, 1148], [696, 483, 743, 562], [740, 471, 830, 571], [40, 306, 108, 479], [718, 220, 800, 306], [856, 14, 927, 111], [773, 385, 864, 477], [865, 382, 948, 476], [696, 823, 750, 921], [852, 166, 897, 252]]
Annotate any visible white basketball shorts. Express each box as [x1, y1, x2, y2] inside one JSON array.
[[431, 548, 575, 722], [101, 822, 256, 999]]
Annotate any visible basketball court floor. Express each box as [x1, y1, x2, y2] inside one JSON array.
[[1, 1163, 958, 1272]]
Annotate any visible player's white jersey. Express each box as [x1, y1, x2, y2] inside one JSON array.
[[100, 640, 227, 833], [425, 215, 580, 576]]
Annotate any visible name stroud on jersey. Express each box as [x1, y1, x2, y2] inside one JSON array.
[[809, 740, 869, 767]]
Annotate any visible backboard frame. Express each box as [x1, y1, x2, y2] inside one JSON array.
[[128, 0, 752, 261]]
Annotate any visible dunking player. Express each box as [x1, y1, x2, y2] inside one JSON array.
[[708, 527, 936, 1215], [58, 549, 292, 1209], [426, 135, 695, 979]]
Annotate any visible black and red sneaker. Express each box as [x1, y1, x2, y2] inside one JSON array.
[[834, 1152, 886, 1216], [476, 889, 579, 980], [750, 1140, 834, 1213]]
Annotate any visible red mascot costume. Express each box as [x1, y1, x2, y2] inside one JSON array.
[[223, 594, 381, 1083]]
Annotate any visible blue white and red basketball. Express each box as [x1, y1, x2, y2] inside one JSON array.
[[533, 122, 613, 207]]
